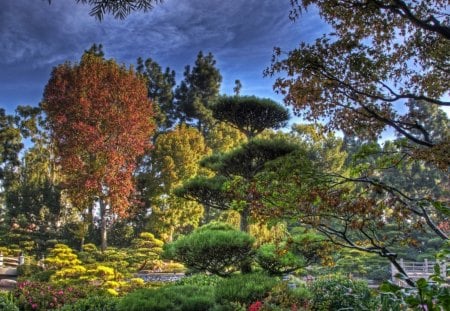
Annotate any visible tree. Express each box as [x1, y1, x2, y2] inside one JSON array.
[[175, 51, 222, 134], [48, 0, 163, 20], [211, 96, 290, 139], [178, 139, 298, 232], [137, 124, 210, 241], [267, 0, 449, 167], [137, 57, 177, 133], [42, 51, 155, 251], [165, 222, 255, 276]]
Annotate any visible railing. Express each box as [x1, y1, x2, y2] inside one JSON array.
[[391, 258, 448, 286], [0, 252, 25, 277]]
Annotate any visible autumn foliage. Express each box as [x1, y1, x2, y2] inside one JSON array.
[[43, 53, 154, 216]]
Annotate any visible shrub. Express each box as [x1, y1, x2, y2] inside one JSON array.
[[0, 292, 19, 311], [59, 295, 120, 311], [259, 282, 311, 310], [13, 281, 87, 310], [309, 275, 375, 311], [214, 273, 278, 306], [175, 273, 221, 287], [166, 222, 254, 276], [256, 243, 304, 275], [17, 264, 44, 278], [118, 285, 215, 311]]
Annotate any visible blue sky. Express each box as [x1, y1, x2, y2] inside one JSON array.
[[0, 0, 326, 116]]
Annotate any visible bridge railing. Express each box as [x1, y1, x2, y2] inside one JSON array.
[[0, 252, 25, 268], [391, 258, 448, 286]]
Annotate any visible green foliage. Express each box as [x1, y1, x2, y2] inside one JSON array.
[[128, 232, 164, 270], [175, 273, 221, 287], [256, 243, 303, 275], [260, 282, 312, 310], [166, 222, 255, 276], [0, 292, 19, 311], [212, 96, 289, 138], [118, 285, 215, 311], [13, 281, 87, 310], [380, 246, 450, 311], [309, 275, 375, 311], [58, 295, 119, 311], [214, 273, 278, 306], [16, 264, 44, 278]]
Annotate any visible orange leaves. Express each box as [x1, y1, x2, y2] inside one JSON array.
[[43, 53, 155, 215]]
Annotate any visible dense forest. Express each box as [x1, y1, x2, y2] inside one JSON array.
[[0, 0, 448, 310]]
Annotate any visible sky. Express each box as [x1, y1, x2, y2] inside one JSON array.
[[0, 0, 326, 116]]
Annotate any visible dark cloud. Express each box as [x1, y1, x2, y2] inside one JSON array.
[[0, 0, 326, 113]]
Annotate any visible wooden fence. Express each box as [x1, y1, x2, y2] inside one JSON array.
[[0, 252, 25, 277], [391, 259, 448, 286]]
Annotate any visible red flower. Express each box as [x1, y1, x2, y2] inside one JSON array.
[[249, 301, 263, 311]]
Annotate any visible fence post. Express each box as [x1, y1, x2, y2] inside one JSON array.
[[18, 252, 25, 265], [424, 258, 428, 274], [391, 262, 397, 284], [441, 262, 447, 278], [0, 252, 3, 267]]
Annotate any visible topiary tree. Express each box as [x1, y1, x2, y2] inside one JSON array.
[[44, 244, 87, 282], [165, 222, 254, 276], [212, 96, 289, 139], [129, 232, 164, 271]]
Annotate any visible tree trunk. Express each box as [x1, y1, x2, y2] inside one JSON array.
[[100, 199, 108, 252], [239, 206, 252, 273], [239, 206, 250, 232]]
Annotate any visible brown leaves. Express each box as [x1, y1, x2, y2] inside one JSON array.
[[42, 53, 155, 216]]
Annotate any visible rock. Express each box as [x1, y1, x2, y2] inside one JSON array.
[[0, 279, 17, 288]]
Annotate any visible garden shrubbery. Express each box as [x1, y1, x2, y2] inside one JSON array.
[[117, 285, 216, 311], [308, 275, 376, 311], [165, 222, 254, 276]]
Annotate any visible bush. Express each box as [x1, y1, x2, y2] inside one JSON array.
[[59, 295, 120, 311], [259, 282, 311, 310], [214, 273, 278, 306], [118, 285, 215, 311], [17, 264, 44, 277], [256, 243, 304, 275], [13, 281, 87, 310], [0, 292, 19, 311], [309, 275, 375, 311], [166, 222, 254, 276], [175, 273, 221, 287]]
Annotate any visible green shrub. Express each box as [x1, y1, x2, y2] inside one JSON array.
[[309, 275, 375, 311], [215, 273, 278, 306], [17, 264, 44, 277], [256, 243, 304, 275], [59, 295, 120, 311], [0, 292, 19, 311], [118, 285, 215, 311], [175, 273, 221, 287], [166, 222, 254, 276], [260, 282, 311, 310]]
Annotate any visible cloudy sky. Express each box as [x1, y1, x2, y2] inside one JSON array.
[[0, 0, 326, 115]]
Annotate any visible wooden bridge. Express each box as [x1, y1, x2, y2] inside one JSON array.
[[0, 252, 25, 279], [391, 259, 448, 286]]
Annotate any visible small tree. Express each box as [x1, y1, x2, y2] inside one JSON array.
[[212, 96, 289, 139], [165, 222, 254, 276]]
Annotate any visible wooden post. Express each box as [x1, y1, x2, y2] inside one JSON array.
[[440, 262, 446, 278], [18, 252, 25, 265], [391, 262, 397, 284], [0, 252, 3, 267], [424, 258, 428, 274]]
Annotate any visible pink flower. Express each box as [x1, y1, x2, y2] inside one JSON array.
[[249, 301, 263, 311], [58, 290, 64, 295], [31, 303, 38, 310]]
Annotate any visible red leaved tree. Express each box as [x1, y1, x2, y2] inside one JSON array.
[[43, 52, 155, 251]]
